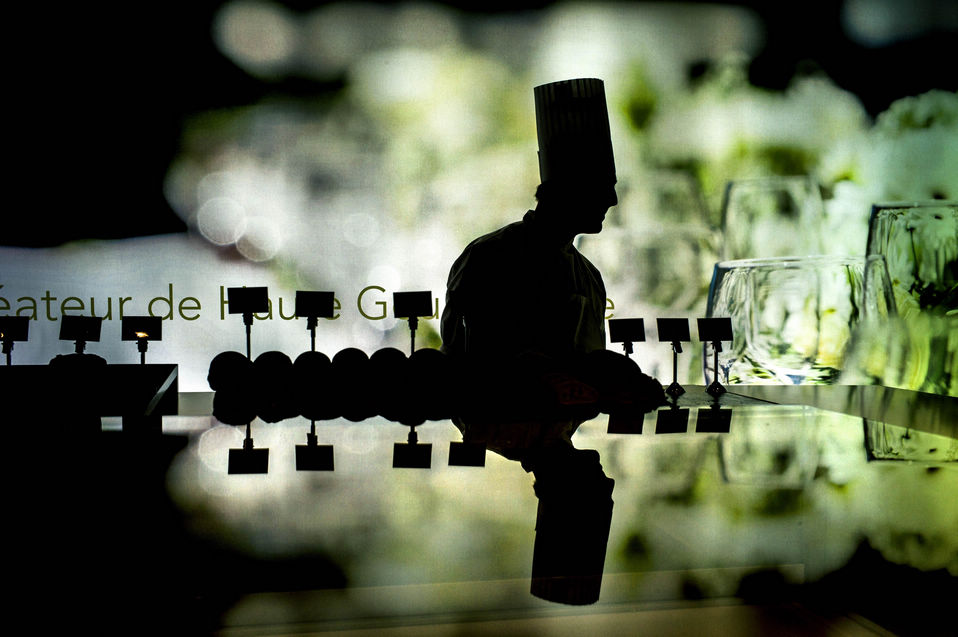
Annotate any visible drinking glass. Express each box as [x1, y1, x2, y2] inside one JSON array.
[[720, 176, 825, 261], [852, 201, 958, 395], [840, 313, 958, 396], [866, 201, 958, 317], [719, 406, 819, 488], [704, 255, 895, 385]]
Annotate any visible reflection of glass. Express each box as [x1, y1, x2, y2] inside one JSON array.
[[720, 176, 824, 260], [646, 436, 710, 496], [720, 406, 818, 488], [641, 169, 714, 227], [866, 201, 958, 317], [705, 255, 895, 385], [863, 419, 958, 464], [629, 227, 714, 310]]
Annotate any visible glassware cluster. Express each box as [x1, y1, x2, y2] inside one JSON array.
[[705, 177, 955, 394]]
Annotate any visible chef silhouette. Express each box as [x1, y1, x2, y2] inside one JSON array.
[[441, 78, 617, 365]]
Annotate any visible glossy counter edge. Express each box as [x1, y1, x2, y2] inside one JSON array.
[[731, 384, 957, 439], [176, 385, 956, 439]]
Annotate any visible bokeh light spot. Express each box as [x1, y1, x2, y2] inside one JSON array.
[[343, 212, 380, 248], [197, 197, 247, 245], [214, 0, 298, 77], [236, 217, 283, 261]]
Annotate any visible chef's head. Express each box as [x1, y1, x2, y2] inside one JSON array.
[[534, 78, 617, 233]]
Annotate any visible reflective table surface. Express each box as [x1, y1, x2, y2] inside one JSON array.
[[13, 386, 957, 636]]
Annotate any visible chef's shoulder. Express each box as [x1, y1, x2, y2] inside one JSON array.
[[453, 218, 529, 270], [574, 247, 606, 290]]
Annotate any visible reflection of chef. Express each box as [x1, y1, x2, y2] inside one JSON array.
[[441, 78, 617, 363], [463, 417, 615, 606], [530, 444, 614, 606]]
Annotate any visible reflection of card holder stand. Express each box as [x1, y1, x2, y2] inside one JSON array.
[[655, 406, 689, 434], [296, 441, 334, 471], [229, 447, 269, 474], [448, 441, 486, 466], [696, 406, 732, 433], [393, 440, 432, 468], [607, 409, 644, 434], [228, 421, 269, 474], [393, 422, 431, 468]]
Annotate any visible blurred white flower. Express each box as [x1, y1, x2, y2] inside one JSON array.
[[874, 89, 958, 135], [815, 90, 958, 267], [532, 3, 762, 94], [820, 91, 958, 224], [820, 180, 873, 256], [649, 69, 869, 165]]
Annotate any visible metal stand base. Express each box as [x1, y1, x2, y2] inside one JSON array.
[[666, 382, 686, 399]]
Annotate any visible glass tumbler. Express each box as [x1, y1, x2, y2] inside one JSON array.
[[866, 201, 958, 317], [704, 255, 895, 385], [720, 176, 825, 261]]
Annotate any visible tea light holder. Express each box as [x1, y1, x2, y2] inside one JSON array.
[[0, 315, 30, 365], [121, 316, 162, 364]]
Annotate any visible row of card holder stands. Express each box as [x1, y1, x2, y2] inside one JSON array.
[[0, 289, 733, 474], [213, 288, 733, 474]]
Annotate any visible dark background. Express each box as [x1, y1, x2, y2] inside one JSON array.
[[6, 0, 957, 247]]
